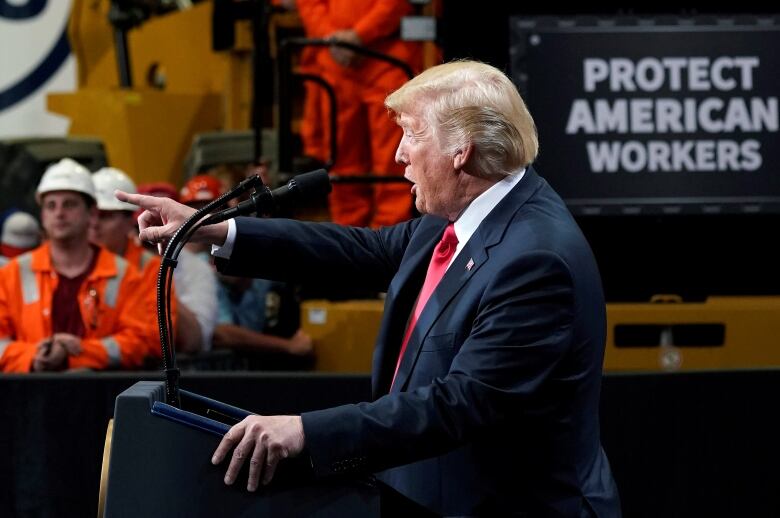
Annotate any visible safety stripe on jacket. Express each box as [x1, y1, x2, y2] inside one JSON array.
[[17, 254, 38, 305], [0, 336, 11, 358], [140, 250, 154, 270], [104, 256, 128, 308], [100, 336, 121, 368]]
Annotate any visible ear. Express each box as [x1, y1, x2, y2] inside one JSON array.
[[452, 141, 474, 171]]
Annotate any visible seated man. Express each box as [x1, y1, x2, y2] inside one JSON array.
[[0, 158, 148, 372], [213, 273, 314, 370]]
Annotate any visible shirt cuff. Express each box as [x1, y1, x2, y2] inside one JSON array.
[[211, 218, 237, 259]]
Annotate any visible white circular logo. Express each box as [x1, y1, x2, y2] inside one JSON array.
[[0, 0, 72, 111]]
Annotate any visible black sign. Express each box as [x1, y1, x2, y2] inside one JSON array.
[[510, 20, 780, 215]]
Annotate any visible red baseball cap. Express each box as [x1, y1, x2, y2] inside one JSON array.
[[179, 175, 223, 205]]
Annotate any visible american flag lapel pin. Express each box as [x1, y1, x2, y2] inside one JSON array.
[[466, 258, 474, 271]]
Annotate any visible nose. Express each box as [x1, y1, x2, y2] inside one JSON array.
[[395, 142, 407, 166], [52, 203, 66, 218]]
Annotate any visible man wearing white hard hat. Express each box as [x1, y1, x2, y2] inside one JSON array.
[[90, 167, 207, 355], [0, 158, 149, 373], [90, 167, 143, 260]]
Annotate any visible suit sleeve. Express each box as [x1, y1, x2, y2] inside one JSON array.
[[301, 250, 576, 475], [215, 217, 421, 293]]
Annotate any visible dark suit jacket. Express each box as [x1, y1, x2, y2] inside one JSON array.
[[217, 167, 621, 517]]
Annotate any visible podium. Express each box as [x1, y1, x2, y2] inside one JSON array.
[[103, 381, 380, 517]]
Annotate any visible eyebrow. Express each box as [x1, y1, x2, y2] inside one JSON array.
[[400, 115, 428, 135]]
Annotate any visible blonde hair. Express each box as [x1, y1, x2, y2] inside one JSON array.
[[385, 61, 538, 178]]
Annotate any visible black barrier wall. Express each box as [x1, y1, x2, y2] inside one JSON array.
[[1, 371, 779, 517], [0, 373, 371, 518]]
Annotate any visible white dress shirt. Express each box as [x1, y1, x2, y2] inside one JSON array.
[[449, 168, 525, 268]]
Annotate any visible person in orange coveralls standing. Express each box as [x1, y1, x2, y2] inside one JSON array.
[[297, 0, 421, 227]]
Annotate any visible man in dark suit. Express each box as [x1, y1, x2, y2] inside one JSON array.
[[118, 61, 620, 516]]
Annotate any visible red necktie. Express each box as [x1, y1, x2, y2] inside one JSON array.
[[391, 223, 458, 389]]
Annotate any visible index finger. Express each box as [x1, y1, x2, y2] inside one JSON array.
[[115, 190, 161, 211]]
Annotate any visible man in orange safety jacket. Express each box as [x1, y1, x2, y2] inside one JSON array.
[[0, 159, 149, 372], [90, 167, 182, 360]]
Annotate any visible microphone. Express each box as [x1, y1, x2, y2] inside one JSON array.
[[203, 169, 331, 225]]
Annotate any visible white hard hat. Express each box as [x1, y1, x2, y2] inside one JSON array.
[[35, 158, 96, 204], [93, 167, 138, 211], [1, 212, 41, 249]]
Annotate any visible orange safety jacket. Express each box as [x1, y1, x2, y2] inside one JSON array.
[[0, 242, 149, 372], [123, 237, 174, 360], [123, 236, 157, 273]]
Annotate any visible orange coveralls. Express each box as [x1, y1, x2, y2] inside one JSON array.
[[297, 0, 421, 227], [299, 46, 330, 163], [0, 243, 149, 372], [273, 0, 329, 162]]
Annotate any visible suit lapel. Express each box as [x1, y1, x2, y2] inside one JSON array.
[[389, 167, 545, 393]]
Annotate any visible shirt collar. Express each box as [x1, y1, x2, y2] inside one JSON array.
[[452, 168, 525, 256]]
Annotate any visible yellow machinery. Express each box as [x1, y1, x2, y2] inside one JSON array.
[[301, 299, 384, 373], [302, 295, 780, 374], [48, 0, 254, 186], [604, 296, 780, 372], [47, 0, 441, 187]]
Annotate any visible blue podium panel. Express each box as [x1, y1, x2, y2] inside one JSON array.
[[104, 381, 380, 517]]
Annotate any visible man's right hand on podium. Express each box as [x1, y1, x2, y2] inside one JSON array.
[[211, 415, 305, 492]]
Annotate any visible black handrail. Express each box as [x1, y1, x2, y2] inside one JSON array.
[[293, 73, 338, 169]]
